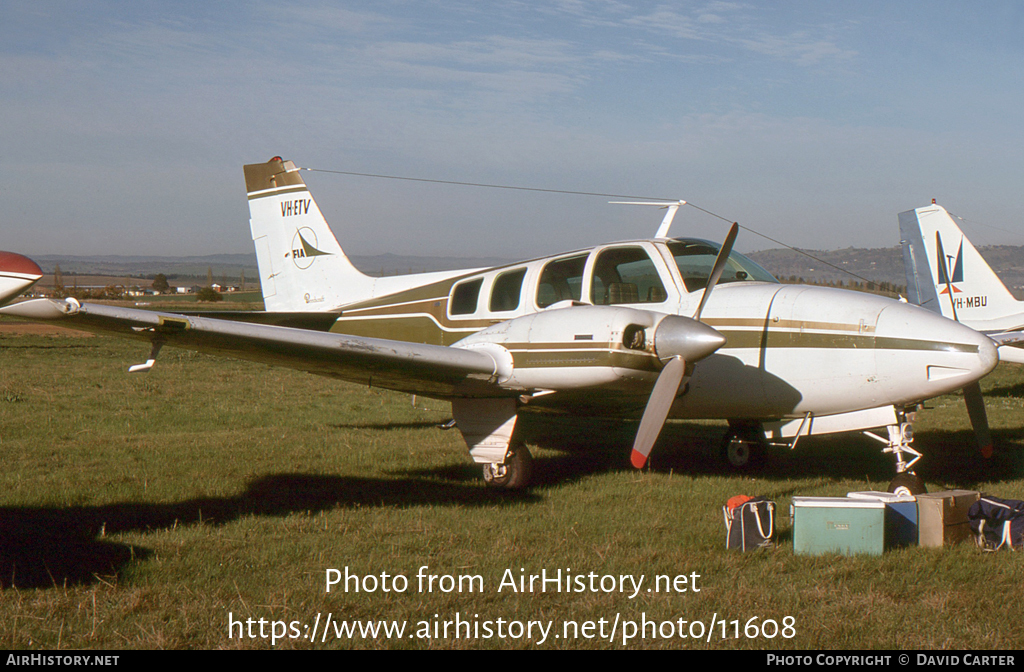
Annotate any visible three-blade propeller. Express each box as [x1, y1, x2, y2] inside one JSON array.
[[630, 223, 738, 469], [935, 233, 994, 458]]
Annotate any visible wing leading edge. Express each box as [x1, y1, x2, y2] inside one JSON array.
[[0, 299, 502, 398]]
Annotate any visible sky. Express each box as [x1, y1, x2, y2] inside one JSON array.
[[3, 1, 1024, 259]]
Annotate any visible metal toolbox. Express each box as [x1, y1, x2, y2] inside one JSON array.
[[916, 490, 979, 547]]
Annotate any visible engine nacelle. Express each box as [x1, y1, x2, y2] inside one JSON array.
[[452, 304, 724, 393]]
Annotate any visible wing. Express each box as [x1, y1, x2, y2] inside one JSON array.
[[0, 299, 501, 398]]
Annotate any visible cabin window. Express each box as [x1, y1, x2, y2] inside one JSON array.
[[590, 246, 668, 305], [450, 278, 483, 315], [490, 268, 526, 312], [667, 240, 777, 291], [536, 254, 587, 308]]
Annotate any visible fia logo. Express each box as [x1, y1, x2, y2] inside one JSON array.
[[289, 228, 331, 269]]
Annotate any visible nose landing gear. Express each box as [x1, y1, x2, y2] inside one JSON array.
[[863, 412, 926, 496]]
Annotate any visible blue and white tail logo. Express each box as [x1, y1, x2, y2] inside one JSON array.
[[936, 235, 964, 294], [900, 203, 1024, 334]]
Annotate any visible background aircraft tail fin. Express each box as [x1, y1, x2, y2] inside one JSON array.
[[245, 157, 373, 312], [899, 203, 1020, 321]]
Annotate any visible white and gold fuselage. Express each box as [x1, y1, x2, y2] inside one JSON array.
[[241, 157, 997, 429], [325, 245, 994, 421]]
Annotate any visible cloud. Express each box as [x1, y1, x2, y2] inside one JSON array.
[[622, 3, 856, 66]]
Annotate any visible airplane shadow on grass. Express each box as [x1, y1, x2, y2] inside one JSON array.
[[983, 380, 1024, 398], [329, 420, 445, 431], [0, 473, 539, 590], [6, 422, 1023, 591], [408, 419, 1024, 490]]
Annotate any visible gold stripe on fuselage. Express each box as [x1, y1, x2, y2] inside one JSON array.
[[331, 275, 493, 345], [328, 291, 976, 358], [332, 313, 484, 346], [704, 317, 875, 333]]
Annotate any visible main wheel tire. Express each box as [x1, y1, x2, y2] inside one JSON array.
[[482, 444, 533, 490], [720, 428, 767, 471], [888, 471, 926, 496]]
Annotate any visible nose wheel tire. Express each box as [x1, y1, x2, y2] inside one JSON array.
[[482, 443, 533, 490], [887, 471, 926, 496]]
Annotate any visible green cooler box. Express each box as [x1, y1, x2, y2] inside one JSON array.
[[792, 497, 886, 555]]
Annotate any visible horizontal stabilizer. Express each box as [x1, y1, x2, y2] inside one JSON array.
[[989, 331, 1024, 346]]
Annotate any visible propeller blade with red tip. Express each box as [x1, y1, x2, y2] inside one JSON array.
[[629, 316, 726, 469], [630, 223, 738, 469], [631, 356, 688, 468]]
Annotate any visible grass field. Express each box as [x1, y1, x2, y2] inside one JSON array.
[[1, 325, 1023, 649]]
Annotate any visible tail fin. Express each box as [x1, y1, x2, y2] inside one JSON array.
[[899, 203, 1022, 323], [245, 157, 373, 312]]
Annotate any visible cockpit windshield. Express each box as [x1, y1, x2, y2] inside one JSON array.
[[666, 239, 778, 292]]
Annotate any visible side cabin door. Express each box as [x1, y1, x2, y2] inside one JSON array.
[[584, 243, 682, 314]]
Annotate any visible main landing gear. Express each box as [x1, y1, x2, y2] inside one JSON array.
[[482, 442, 533, 490], [720, 421, 767, 471]]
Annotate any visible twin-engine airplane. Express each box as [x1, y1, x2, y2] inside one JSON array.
[[899, 202, 1024, 457], [0, 159, 1001, 491]]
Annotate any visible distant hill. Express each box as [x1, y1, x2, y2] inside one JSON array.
[[746, 245, 1024, 299], [30, 254, 258, 283], [29, 253, 514, 285]]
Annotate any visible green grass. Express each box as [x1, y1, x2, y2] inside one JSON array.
[[1, 329, 1023, 649]]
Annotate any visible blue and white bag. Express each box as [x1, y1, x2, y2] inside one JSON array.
[[968, 495, 1024, 551]]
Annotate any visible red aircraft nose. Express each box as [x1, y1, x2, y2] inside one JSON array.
[[0, 251, 44, 306], [0, 251, 43, 278]]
